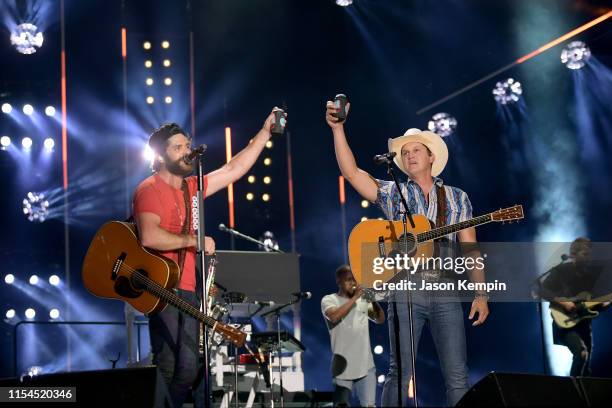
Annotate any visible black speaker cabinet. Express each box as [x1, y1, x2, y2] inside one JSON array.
[[456, 372, 586, 407]]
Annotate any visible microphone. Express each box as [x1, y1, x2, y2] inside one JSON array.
[[373, 151, 396, 165], [292, 291, 312, 300], [184, 144, 208, 163], [254, 300, 275, 307], [219, 223, 228, 232]]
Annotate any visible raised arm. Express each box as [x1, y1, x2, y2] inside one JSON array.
[[205, 107, 285, 197], [326, 101, 378, 202]]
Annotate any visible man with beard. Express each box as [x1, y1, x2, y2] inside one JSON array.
[[133, 108, 284, 407], [322, 265, 385, 407]]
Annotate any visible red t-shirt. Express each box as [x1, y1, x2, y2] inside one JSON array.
[[132, 174, 208, 292]]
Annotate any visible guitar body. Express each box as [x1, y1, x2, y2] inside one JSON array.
[[82, 221, 179, 315], [348, 216, 434, 287], [550, 302, 602, 329]]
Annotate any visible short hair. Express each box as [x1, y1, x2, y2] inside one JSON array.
[[335, 264, 352, 280], [570, 237, 591, 256], [148, 123, 189, 171]]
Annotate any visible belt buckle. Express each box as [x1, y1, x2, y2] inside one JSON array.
[[422, 269, 441, 281]]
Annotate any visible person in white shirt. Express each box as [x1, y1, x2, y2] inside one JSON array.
[[322, 265, 385, 407]]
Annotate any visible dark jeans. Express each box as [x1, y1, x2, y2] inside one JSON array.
[[149, 289, 201, 408], [554, 320, 593, 376]]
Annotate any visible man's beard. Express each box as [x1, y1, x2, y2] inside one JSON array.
[[165, 155, 193, 177]]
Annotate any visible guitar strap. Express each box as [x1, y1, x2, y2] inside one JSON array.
[[177, 179, 191, 277], [435, 184, 447, 228]]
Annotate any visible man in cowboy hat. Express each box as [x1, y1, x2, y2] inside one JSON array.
[[325, 101, 489, 406]]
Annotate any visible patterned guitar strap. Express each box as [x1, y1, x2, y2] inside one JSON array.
[[436, 184, 447, 229], [177, 179, 191, 279]]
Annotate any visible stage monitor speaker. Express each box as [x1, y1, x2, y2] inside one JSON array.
[[2, 366, 171, 407], [456, 372, 586, 407], [576, 376, 612, 407]]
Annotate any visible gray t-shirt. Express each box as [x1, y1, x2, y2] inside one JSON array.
[[321, 293, 375, 380]]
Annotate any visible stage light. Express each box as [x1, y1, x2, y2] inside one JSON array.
[[44, 138, 55, 151], [377, 375, 385, 384], [246, 192, 254, 201], [49, 309, 60, 319], [263, 157, 271, 166], [493, 78, 522, 105], [25, 308, 36, 319], [146, 78, 154, 86], [49, 275, 60, 286], [21, 137, 33, 149], [336, 0, 353, 6], [561, 41, 591, 70], [361, 216, 368, 222], [427, 112, 457, 138], [262, 193, 270, 202], [263, 176, 271, 185], [4, 274, 15, 284], [163, 59, 171, 67], [161, 40, 170, 49], [143, 41, 151, 50], [22, 104, 34, 115], [22, 192, 50, 222], [1, 136, 10, 148], [5, 309, 16, 319], [2, 103, 12, 113], [146, 96, 154, 104], [266, 140, 273, 149], [144, 60, 152, 68], [29, 275, 39, 285], [259, 231, 279, 252], [374, 345, 383, 354], [44, 106, 56, 117], [164, 96, 172, 104], [143, 145, 154, 161], [10, 23, 44, 55], [361, 200, 369, 208], [26, 366, 42, 377], [164, 77, 172, 86], [247, 175, 256, 183]]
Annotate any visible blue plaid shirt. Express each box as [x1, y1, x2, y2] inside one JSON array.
[[375, 177, 472, 242]]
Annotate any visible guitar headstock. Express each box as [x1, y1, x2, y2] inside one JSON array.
[[217, 323, 247, 347], [491, 204, 524, 223]]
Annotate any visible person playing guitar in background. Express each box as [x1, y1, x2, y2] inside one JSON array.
[[325, 100, 489, 406], [133, 108, 285, 408], [322, 265, 385, 407], [540, 237, 611, 376]]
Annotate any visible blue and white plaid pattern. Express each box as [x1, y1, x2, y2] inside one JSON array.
[[374, 177, 472, 242]]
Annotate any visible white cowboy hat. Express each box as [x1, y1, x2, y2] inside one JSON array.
[[387, 128, 448, 177]]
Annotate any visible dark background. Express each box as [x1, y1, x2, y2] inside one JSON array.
[[1, 0, 611, 405]]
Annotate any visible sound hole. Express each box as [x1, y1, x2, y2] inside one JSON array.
[[395, 233, 416, 255], [114, 276, 142, 298]]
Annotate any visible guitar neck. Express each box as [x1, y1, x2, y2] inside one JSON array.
[[416, 213, 492, 243], [131, 272, 216, 327]]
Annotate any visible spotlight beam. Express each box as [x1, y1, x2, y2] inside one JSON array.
[[416, 11, 612, 115]]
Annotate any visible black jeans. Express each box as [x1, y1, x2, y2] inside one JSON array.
[[149, 289, 201, 408], [554, 320, 593, 376]]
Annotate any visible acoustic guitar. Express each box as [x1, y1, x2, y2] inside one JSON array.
[[348, 205, 524, 287], [82, 221, 246, 347]]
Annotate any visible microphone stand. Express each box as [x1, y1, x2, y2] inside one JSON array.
[[219, 225, 285, 253], [260, 297, 303, 408], [194, 151, 212, 408], [384, 157, 418, 407], [531, 257, 566, 376]]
